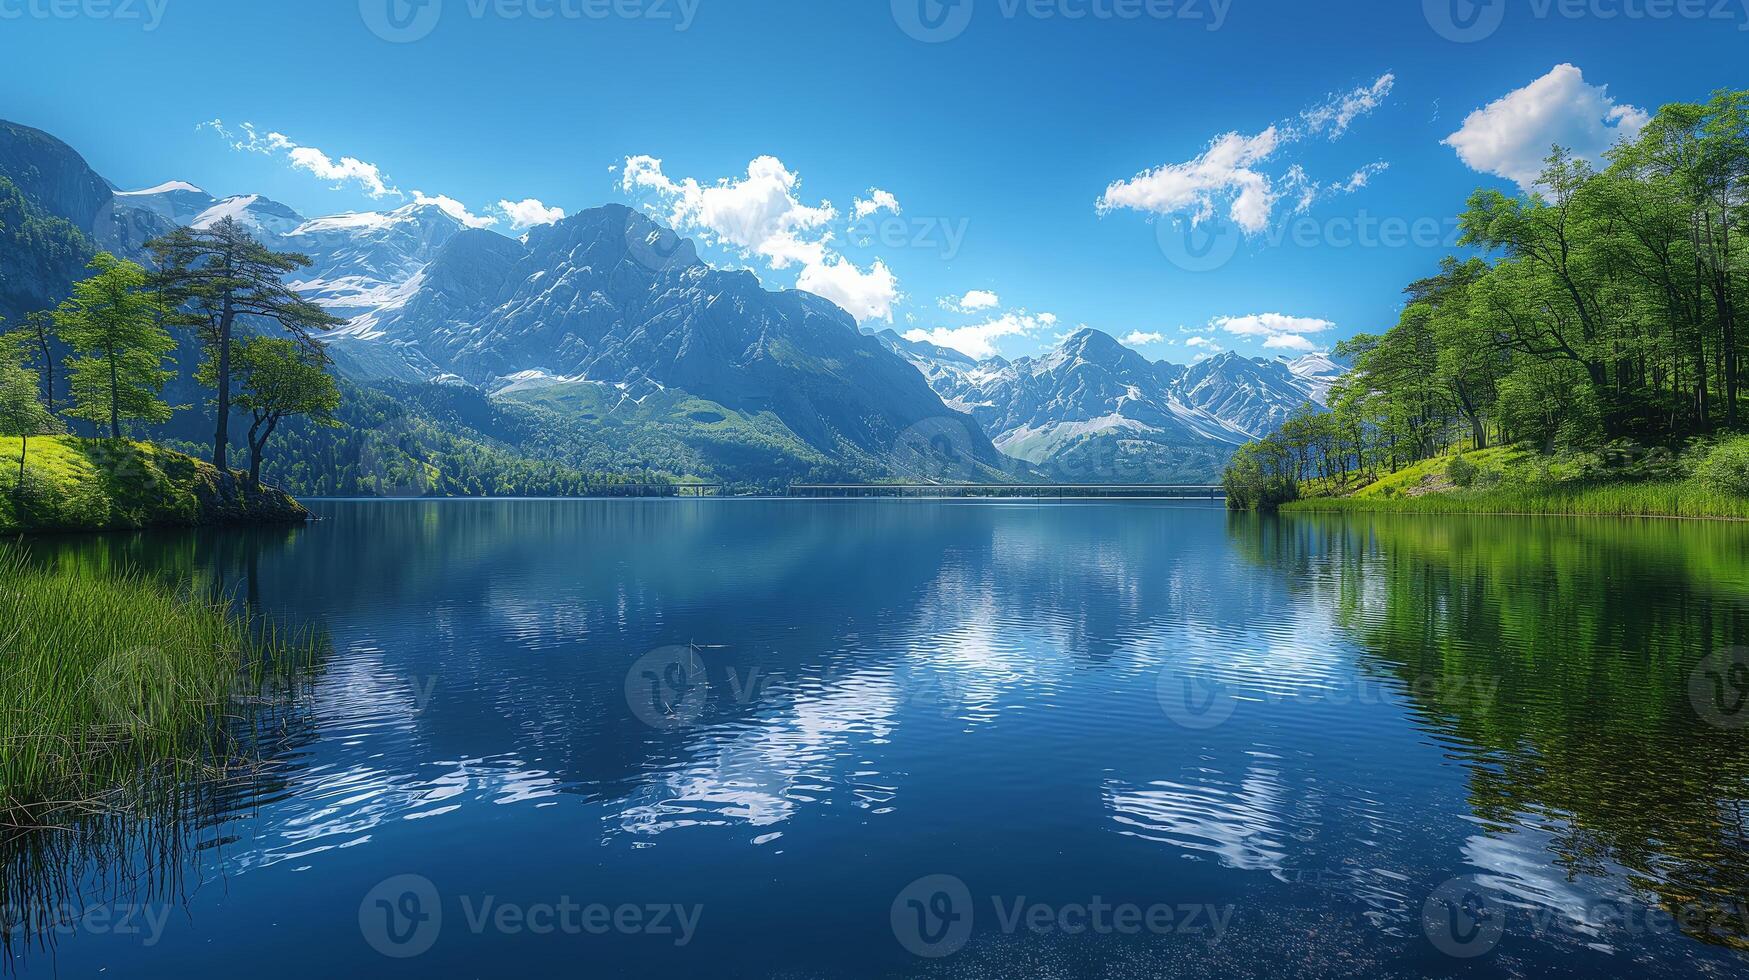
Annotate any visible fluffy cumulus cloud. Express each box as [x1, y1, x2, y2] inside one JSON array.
[[1263, 334, 1317, 352], [200, 120, 402, 199], [1098, 74, 1395, 235], [411, 191, 496, 229], [1184, 335, 1219, 350], [1213, 312, 1335, 338], [1210, 312, 1333, 352], [853, 188, 901, 220], [498, 197, 565, 230], [906, 310, 1056, 360], [1121, 331, 1166, 347], [1444, 64, 1650, 192], [796, 257, 900, 324], [622, 154, 900, 322], [945, 289, 1000, 313]]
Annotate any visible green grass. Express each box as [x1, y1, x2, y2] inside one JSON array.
[[1286, 441, 1749, 520], [0, 436, 307, 533], [0, 544, 320, 824]]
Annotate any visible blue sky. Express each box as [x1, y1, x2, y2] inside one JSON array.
[[3, 0, 1745, 362]]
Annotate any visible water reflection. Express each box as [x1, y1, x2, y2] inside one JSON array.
[[6, 501, 1746, 977], [1240, 513, 1749, 953]]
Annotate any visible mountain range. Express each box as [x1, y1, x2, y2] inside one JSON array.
[[1, 118, 1338, 489], [875, 328, 1343, 483]]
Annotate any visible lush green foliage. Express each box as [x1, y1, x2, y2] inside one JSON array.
[[1695, 436, 1749, 496], [0, 543, 320, 818], [1283, 438, 1749, 519], [1223, 438, 1298, 510], [1230, 88, 1749, 515], [0, 435, 306, 532], [52, 253, 177, 438], [199, 337, 340, 486]]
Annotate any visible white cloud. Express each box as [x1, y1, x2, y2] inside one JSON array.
[[1098, 127, 1282, 234], [797, 257, 899, 323], [853, 188, 901, 220], [905, 311, 1055, 360], [623, 154, 900, 322], [1444, 64, 1650, 192], [1263, 333, 1317, 352], [1184, 335, 1219, 350], [1343, 162, 1390, 193], [1302, 74, 1397, 138], [411, 191, 496, 229], [622, 154, 836, 269], [1097, 73, 1394, 235], [1213, 312, 1335, 339], [498, 197, 565, 230], [945, 289, 1000, 313], [201, 120, 402, 199], [1121, 331, 1166, 347]]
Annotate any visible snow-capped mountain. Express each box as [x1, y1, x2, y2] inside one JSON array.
[[112, 180, 214, 225], [106, 185, 469, 319], [879, 327, 1345, 482], [321, 204, 1006, 481]]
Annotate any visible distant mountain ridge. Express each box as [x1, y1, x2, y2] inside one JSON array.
[[877, 327, 1344, 482]]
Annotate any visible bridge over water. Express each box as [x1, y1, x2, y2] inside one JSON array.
[[787, 484, 1226, 499]]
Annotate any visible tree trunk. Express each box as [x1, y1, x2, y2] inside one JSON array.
[[33, 323, 53, 413], [107, 344, 121, 440], [214, 303, 234, 473], [15, 433, 25, 500]]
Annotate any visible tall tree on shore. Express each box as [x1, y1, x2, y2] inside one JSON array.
[[0, 332, 59, 496], [198, 337, 341, 488], [53, 253, 177, 439], [17, 311, 57, 412], [148, 219, 342, 473]]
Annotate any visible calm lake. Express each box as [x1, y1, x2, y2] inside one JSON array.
[[7, 500, 1749, 978]]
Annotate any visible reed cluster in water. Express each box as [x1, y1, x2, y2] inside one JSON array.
[[0, 544, 314, 827]]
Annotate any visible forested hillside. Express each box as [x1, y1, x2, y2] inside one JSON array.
[[1227, 89, 1749, 512]]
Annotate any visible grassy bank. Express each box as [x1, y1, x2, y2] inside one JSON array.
[[0, 436, 308, 534], [0, 545, 314, 823], [1283, 443, 1749, 520]]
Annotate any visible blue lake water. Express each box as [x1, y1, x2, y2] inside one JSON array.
[[8, 500, 1749, 978]]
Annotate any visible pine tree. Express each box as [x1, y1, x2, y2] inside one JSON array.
[[148, 218, 343, 473]]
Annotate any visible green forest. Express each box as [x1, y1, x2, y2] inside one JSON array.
[[1226, 89, 1749, 516]]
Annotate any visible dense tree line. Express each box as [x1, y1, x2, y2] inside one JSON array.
[[1229, 89, 1749, 507], [0, 221, 343, 493]]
